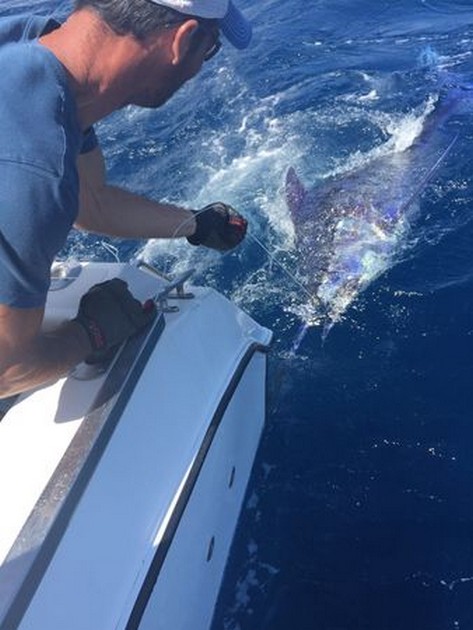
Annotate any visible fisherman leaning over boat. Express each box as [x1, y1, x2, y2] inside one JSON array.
[[0, 0, 250, 398]]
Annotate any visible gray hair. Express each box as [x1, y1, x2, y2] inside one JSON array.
[[73, 0, 196, 39]]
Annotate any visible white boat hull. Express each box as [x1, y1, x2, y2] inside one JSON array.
[[0, 262, 272, 630]]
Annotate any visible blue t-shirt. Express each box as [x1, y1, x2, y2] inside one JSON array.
[[0, 14, 97, 308]]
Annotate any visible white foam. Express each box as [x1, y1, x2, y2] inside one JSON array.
[[388, 96, 437, 152]]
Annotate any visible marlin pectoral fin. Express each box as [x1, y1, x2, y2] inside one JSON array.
[[285, 167, 307, 217]]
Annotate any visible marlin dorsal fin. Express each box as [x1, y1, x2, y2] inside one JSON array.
[[285, 167, 307, 217]]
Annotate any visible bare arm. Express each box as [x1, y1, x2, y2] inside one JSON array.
[[0, 304, 91, 399], [75, 146, 197, 239]]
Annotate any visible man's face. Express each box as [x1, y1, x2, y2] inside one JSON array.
[[131, 21, 221, 109]]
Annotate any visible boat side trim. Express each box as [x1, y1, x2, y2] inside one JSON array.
[[0, 314, 166, 630], [125, 342, 270, 630]]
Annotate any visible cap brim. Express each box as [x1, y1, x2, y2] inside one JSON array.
[[219, 1, 252, 49]]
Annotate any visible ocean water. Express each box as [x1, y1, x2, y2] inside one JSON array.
[[4, 1, 473, 628]]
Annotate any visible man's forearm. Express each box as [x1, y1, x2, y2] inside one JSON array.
[[76, 147, 197, 239], [76, 183, 197, 239], [0, 321, 91, 399]]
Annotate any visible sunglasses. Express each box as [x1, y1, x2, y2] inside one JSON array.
[[195, 22, 222, 62]]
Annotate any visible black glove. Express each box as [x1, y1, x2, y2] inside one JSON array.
[[186, 202, 247, 251], [73, 278, 156, 355]]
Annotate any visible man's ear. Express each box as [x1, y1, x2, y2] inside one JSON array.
[[171, 19, 199, 65]]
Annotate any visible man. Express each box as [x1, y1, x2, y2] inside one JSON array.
[[0, 0, 250, 399]]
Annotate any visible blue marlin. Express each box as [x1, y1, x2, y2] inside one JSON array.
[[285, 83, 468, 345]]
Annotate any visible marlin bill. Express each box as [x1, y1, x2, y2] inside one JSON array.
[[286, 83, 469, 343]]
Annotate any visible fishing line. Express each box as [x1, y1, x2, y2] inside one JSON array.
[[101, 241, 121, 262], [171, 205, 318, 305], [246, 232, 319, 306], [170, 207, 206, 240]]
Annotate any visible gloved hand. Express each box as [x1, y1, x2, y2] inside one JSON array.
[[73, 278, 156, 356], [186, 202, 247, 251]]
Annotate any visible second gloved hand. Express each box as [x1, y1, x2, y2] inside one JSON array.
[[186, 202, 247, 252], [73, 278, 156, 356]]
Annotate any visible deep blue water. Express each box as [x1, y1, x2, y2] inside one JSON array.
[[5, 1, 473, 628]]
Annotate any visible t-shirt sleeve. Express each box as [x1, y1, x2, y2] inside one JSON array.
[[0, 161, 75, 308], [0, 40, 83, 309]]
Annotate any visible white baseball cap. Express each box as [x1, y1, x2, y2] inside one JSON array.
[[148, 0, 252, 49]]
